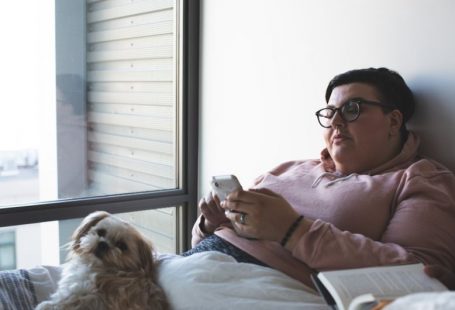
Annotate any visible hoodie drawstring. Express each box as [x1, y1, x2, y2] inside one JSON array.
[[312, 172, 359, 188]]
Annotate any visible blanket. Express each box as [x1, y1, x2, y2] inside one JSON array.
[[0, 252, 326, 310], [1, 252, 455, 310], [157, 252, 327, 309]]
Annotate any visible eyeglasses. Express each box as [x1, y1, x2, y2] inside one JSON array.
[[315, 99, 396, 128]]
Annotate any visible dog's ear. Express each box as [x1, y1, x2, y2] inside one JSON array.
[[137, 237, 155, 274], [72, 211, 110, 253]]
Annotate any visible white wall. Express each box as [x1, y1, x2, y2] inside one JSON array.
[[199, 0, 455, 196]]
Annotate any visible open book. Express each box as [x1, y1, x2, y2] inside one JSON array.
[[311, 263, 448, 310]]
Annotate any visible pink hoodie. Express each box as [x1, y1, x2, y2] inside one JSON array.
[[191, 132, 455, 286]]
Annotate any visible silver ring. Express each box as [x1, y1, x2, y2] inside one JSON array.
[[239, 213, 247, 225]]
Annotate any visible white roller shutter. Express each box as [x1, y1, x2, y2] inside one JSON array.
[[86, 0, 176, 195], [86, 0, 178, 253]]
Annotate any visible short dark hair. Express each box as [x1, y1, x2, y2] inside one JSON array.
[[325, 67, 415, 139]]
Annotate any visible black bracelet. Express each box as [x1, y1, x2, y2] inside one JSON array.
[[280, 215, 304, 247]]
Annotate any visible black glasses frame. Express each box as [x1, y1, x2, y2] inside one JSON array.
[[315, 99, 396, 128]]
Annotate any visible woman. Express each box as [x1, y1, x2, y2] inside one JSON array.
[[184, 67, 455, 287]]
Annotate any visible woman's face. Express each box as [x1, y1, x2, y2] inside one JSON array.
[[323, 82, 402, 174]]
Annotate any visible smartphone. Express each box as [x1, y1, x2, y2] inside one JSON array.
[[210, 175, 242, 201]]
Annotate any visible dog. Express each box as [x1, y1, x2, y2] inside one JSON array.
[[35, 211, 169, 310]]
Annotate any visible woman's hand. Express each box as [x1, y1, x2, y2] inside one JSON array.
[[221, 188, 300, 242], [199, 191, 230, 234], [424, 265, 455, 290]]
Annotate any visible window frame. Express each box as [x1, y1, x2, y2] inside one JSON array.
[[0, 0, 199, 252]]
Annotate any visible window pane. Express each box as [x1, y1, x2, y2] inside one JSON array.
[[0, 0, 179, 207], [0, 231, 16, 270], [3, 207, 180, 269], [58, 207, 180, 256], [0, 0, 189, 261], [85, 0, 178, 197], [0, 0, 43, 207]]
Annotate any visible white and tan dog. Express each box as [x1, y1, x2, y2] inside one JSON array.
[[36, 211, 169, 310]]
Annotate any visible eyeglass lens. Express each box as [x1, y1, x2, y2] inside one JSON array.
[[317, 101, 360, 127]]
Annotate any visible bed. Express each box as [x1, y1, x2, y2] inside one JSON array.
[[1, 251, 454, 310]]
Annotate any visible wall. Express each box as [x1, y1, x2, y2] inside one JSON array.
[[198, 0, 455, 197]]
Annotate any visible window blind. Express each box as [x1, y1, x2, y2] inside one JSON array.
[[86, 0, 177, 253]]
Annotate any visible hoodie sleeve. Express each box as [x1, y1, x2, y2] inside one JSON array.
[[190, 215, 211, 247], [290, 163, 455, 271]]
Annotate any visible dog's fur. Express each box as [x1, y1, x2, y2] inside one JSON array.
[[35, 211, 169, 310]]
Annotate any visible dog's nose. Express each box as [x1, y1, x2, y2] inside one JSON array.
[[95, 241, 109, 258]]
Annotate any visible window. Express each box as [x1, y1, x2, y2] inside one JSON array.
[[0, 0, 198, 268], [0, 231, 16, 270]]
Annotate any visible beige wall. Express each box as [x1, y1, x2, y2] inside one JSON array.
[[198, 0, 455, 196]]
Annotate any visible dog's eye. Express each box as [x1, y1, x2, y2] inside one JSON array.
[[97, 229, 106, 237], [116, 241, 128, 252]]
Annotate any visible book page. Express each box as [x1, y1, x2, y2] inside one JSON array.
[[348, 294, 377, 310], [318, 264, 447, 310]]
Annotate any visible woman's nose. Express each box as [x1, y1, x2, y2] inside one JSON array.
[[330, 110, 345, 128]]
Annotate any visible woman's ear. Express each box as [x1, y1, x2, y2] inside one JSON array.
[[388, 110, 403, 136]]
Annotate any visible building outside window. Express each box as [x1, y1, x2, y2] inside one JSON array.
[[0, 0, 198, 269]]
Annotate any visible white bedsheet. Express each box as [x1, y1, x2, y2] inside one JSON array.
[[386, 291, 455, 309], [26, 251, 455, 310], [157, 252, 327, 309]]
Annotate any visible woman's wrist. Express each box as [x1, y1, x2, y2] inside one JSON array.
[[199, 216, 214, 235], [283, 217, 312, 251], [280, 215, 304, 247]]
